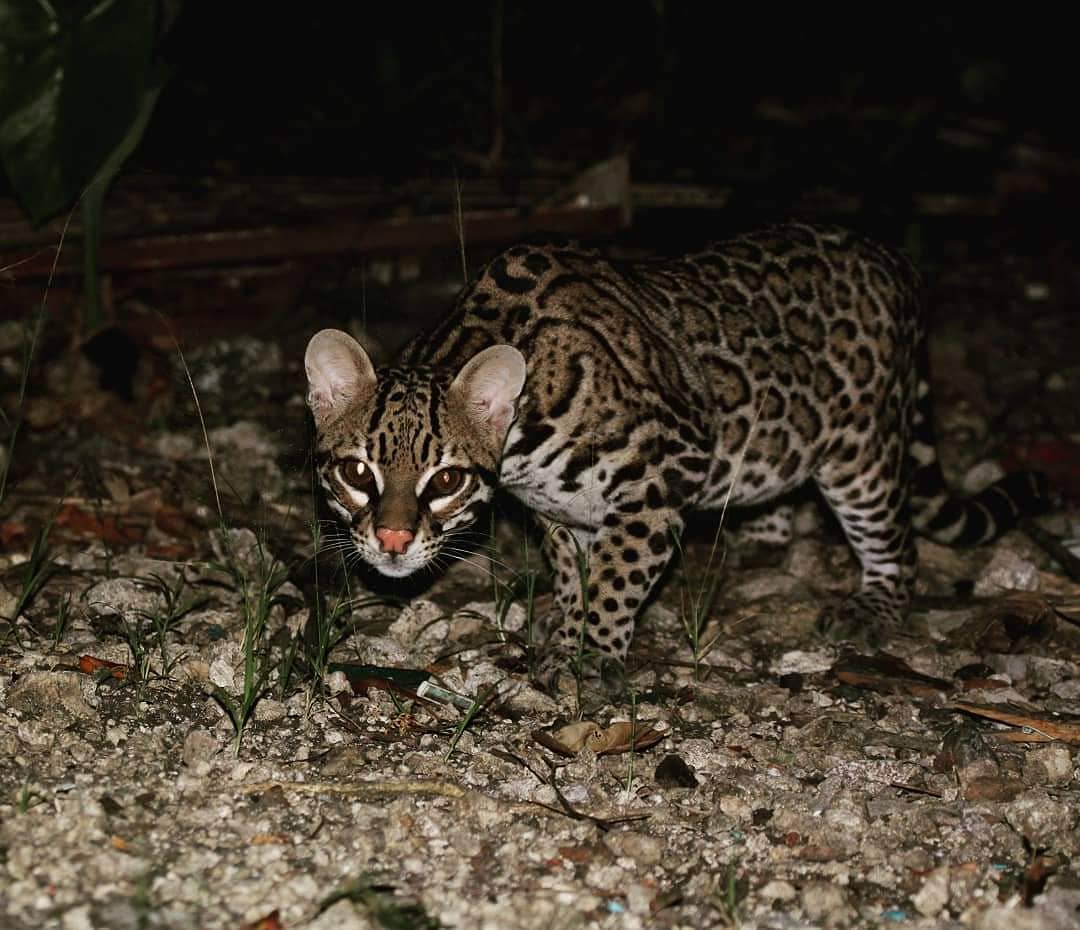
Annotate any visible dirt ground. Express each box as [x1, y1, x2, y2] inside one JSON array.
[[1, 239, 1080, 930]]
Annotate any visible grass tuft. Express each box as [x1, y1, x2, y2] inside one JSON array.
[[9, 520, 59, 623], [207, 531, 290, 754]]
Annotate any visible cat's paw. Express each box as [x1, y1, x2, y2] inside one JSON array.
[[532, 647, 629, 705], [816, 594, 903, 650]]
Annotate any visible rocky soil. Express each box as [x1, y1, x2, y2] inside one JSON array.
[[1, 248, 1079, 930]]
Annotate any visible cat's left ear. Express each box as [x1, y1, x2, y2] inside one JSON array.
[[449, 345, 527, 440]]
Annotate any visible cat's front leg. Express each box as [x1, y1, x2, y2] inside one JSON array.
[[534, 503, 684, 697]]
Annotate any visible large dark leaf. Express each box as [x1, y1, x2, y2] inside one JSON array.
[[0, 0, 157, 224]]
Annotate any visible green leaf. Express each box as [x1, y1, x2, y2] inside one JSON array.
[[0, 0, 158, 223]]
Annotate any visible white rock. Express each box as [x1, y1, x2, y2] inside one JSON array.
[[1051, 678, 1080, 701], [1024, 744, 1074, 786], [208, 420, 278, 457], [770, 648, 834, 675], [800, 881, 853, 927], [626, 882, 654, 914], [1044, 372, 1067, 392], [487, 598, 529, 634], [719, 796, 753, 823], [1024, 281, 1050, 301], [604, 831, 662, 867], [254, 698, 287, 721], [60, 904, 94, 930], [0, 584, 18, 620], [961, 459, 1007, 494], [182, 729, 221, 768], [913, 865, 950, 916], [760, 879, 797, 902], [7, 671, 95, 720], [725, 569, 811, 602], [389, 599, 448, 645], [208, 641, 242, 690], [974, 549, 1040, 597], [325, 670, 351, 695], [1003, 792, 1077, 847], [153, 432, 197, 460]]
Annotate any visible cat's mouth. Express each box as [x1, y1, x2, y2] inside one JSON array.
[[354, 536, 434, 579], [372, 553, 426, 578]]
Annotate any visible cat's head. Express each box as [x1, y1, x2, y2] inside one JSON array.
[[304, 329, 526, 577]]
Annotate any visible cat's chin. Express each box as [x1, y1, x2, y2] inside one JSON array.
[[371, 558, 426, 579]]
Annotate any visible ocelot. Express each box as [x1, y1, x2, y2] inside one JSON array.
[[305, 223, 1048, 687]]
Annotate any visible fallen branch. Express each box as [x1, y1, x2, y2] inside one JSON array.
[[1, 204, 624, 277]]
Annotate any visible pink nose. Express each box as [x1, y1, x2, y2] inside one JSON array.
[[375, 527, 414, 554]]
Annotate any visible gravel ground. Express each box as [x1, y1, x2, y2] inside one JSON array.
[[1, 251, 1079, 930]]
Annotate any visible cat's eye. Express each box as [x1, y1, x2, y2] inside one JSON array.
[[426, 467, 465, 497], [340, 459, 376, 492]]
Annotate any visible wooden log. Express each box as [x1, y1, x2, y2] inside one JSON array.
[[0, 204, 623, 280]]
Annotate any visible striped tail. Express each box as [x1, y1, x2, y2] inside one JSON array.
[[908, 375, 1050, 546]]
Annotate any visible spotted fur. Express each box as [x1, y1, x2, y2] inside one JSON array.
[[306, 223, 1048, 677]]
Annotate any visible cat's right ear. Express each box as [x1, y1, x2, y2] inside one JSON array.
[[304, 329, 376, 425]]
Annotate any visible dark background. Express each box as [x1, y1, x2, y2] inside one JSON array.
[[147, 6, 1075, 181], [3, 5, 1079, 365]]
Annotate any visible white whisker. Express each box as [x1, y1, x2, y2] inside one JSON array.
[[439, 546, 517, 576]]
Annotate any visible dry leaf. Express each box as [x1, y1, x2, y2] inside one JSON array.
[[78, 655, 129, 680], [832, 652, 950, 697], [534, 720, 663, 756], [951, 701, 1080, 744], [587, 721, 665, 755]]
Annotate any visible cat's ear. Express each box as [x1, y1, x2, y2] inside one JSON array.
[[449, 344, 527, 440], [304, 329, 376, 424]]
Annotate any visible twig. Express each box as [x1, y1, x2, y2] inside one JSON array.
[[239, 777, 637, 829], [889, 781, 944, 799], [240, 780, 470, 800], [452, 168, 468, 285], [491, 747, 650, 831], [155, 311, 223, 522], [0, 201, 77, 505]]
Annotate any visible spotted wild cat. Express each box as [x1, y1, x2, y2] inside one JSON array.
[[305, 223, 1048, 687]]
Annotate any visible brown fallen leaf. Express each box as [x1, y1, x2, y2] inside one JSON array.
[[0, 521, 30, 549], [55, 504, 143, 545], [553, 721, 602, 751], [587, 721, 665, 756], [950, 701, 1080, 744], [533, 722, 599, 757], [832, 652, 951, 698], [250, 833, 289, 846], [145, 542, 197, 561], [154, 502, 202, 539], [79, 655, 129, 680], [557, 844, 593, 864], [959, 677, 1009, 692], [534, 720, 664, 756], [962, 775, 1024, 802]]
